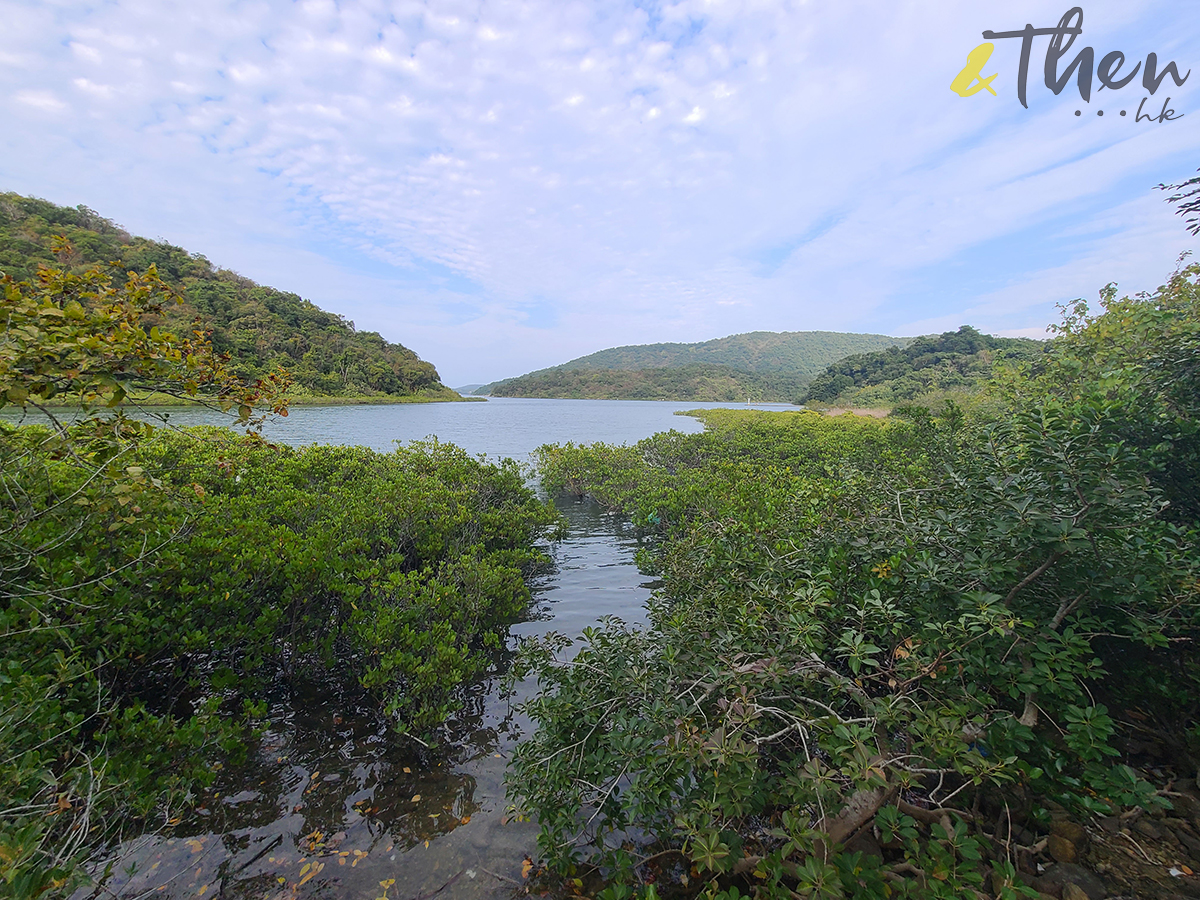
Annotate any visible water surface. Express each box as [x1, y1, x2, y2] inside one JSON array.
[[54, 398, 791, 898], [5, 396, 797, 461]]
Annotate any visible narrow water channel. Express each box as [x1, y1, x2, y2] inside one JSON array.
[[81, 494, 653, 900]]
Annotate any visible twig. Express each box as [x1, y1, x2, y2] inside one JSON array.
[[480, 867, 523, 887]]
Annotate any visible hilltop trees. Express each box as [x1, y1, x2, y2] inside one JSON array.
[[801, 326, 1044, 407], [0, 192, 452, 400]]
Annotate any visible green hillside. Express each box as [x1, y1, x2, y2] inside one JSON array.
[[484, 363, 804, 401], [0, 192, 459, 401], [477, 330, 906, 399], [801, 325, 1046, 407]]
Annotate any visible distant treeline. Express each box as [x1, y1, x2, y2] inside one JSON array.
[[484, 363, 805, 401], [801, 325, 1046, 406], [0, 193, 455, 400]]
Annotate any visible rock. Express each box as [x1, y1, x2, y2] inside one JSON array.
[[1052, 820, 1089, 846], [1172, 795, 1200, 819], [1036, 863, 1109, 900], [1050, 833, 1080, 864], [1018, 847, 1038, 875], [1176, 826, 1200, 862], [1134, 818, 1163, 840], [1063, 884, 1091, 900], [1099, 817, 1120, 835]]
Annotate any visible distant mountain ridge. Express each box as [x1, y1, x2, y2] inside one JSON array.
[[477, 331, 908, 400], [0, 192, 459, 402]]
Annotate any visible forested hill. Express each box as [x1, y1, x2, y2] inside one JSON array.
[[801, 325, 1046, 407], [0, 192, 458, 401], [476, 330, 906, 399], [484, 363, 804, 401]]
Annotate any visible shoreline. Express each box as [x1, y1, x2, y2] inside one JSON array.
[[21, 390, 487, 410]]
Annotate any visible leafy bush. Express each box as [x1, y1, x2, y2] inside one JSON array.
[[0, 251, 557, 897], [508, 272, 1200, 897]]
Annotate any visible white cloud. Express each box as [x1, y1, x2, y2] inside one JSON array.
[[14, 90, 66, 111], [0, 0, 1196, 384]]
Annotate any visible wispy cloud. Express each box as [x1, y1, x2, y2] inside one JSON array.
[[1, 0, 1196, 382]]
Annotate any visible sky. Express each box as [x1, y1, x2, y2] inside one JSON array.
[[2, 0, 1198, 386]]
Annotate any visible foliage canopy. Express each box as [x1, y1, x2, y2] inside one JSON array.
[[801, 325, 1045, 408], [0, 192, 453, 401]]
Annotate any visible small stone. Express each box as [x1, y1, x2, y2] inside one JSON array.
[[1064, 884, 1091, 900], [1049, 833, 1079, 864], [1036, 863, 1109, 900]]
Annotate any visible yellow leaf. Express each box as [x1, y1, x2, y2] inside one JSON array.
[[197, 886, 207, 897], [297, 862, 323, 887], [411, 794, 421, 802], [402, 767, 411, 774], [521, 857, 534, 879]]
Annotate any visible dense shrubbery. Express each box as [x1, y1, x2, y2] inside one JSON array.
[[801, 326, 1045, 408], [2, 428, 557, 897], [508, 266, 1200, 898], [0, 254, 557, 897]]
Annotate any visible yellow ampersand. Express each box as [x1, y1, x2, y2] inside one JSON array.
[[951, 42, 998, 97]]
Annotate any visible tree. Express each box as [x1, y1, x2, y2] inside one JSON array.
[[0, 241, 289, 898], [1160, 167, 1200, 236]]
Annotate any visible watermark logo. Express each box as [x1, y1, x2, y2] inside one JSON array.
[[953, 7, 1190, 122]]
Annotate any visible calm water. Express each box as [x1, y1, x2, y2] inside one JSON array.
[[64, 398, 793, 899], [4, 396, 797, 462]]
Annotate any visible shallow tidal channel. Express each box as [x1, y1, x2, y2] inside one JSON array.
[[40, 399, 796, 899], [82, 494, 654, 900]]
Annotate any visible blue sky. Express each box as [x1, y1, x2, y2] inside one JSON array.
[[2, 0, 1197, 385]]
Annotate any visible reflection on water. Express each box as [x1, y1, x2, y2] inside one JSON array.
[[80, 495, 657, 900]]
